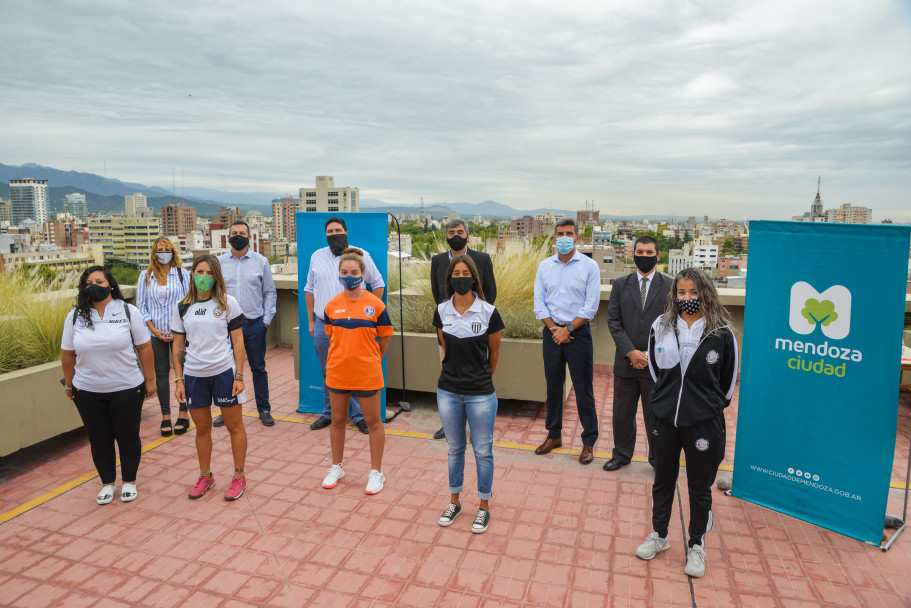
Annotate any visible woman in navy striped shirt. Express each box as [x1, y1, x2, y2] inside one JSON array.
[[136, 238, 191, 436]]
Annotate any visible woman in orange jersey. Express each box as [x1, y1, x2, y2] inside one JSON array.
[[320, 248, 393, 494]]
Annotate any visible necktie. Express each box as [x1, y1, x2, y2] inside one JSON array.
[[640, 277, 648, 309]]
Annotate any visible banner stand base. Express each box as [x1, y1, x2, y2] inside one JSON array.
[[880, 523, 906, 552], [880, 429, 911, 551]]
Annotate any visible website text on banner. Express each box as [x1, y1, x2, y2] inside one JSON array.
[[297, 212, 389, 418], [732, 220, 910, 545]]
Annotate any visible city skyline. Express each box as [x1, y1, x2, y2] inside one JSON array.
[[2, 1, 910, 221]]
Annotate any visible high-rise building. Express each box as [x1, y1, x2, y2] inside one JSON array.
[[577, 209, 600, 226], [124, 192, 148, 217], [272, 198, 300, 241], [824, 203, 873, 224], [215, 206, 242, 227], [297, 176, 359, 213], [510, 215, 544, 237], [10, 178, 49, 225], [161, 203, 197, 236], [0, 197, 11, 223], [89, 216, 160, 265], [64, 193, 88, 222]]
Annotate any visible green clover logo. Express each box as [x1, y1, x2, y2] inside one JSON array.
[[801, 298, 838, 327]]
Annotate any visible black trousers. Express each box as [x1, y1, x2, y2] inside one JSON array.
[[611, 374, 655, 464], [150, 336, 187, 417], [649, 411, 725, 548], [72, 384, 145, 484], [543, 325, 598, 446]]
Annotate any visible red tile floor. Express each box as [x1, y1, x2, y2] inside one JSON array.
[[1, 346, 910, 607]]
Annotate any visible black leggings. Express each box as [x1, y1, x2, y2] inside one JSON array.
[[150, 336, 187, 417], [72, 384, 145, 484]]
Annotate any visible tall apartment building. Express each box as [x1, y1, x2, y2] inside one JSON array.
[[298, 176, 359, 213], [64, 193, 88, 222], [161, 203, 197, 236], [88, 216, 160, 265], [215, 206, 242, 227], [42, 219, 81, 248], [577, 209, 600, 227], [124, 192, 148, 217], [272, 198, 300, 241], [510, 215, 544, 237], [824, 203, 872, 224], [10, 178, 49, 225], [0, 197, 11, 223]]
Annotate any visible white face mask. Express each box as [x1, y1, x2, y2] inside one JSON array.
[[155, 252, 173, 265]]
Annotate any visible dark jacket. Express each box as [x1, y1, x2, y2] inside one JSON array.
[[606, 271, 673, 378], [647, 317, 739, 427], [430, 248, 497, 305]]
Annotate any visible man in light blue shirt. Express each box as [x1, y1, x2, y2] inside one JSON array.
[[532, 218, 601, 465], [214, 220, 278, 427]]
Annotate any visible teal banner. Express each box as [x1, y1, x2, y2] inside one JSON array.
[[733, 220, 910, 544], [297, 212, 389, 418]]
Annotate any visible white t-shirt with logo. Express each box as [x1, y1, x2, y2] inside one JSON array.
[[170, 295, 246, 377], [61, 300, 150, 393]]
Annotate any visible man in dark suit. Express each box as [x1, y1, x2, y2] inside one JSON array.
[[603, 235, 672, 472], [430, 218, 497, 439]]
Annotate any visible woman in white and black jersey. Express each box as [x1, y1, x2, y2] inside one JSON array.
[[61, 266, 156, 505], [635, 267, 739, 579], [171, 255, 249, 502], [432, 254, 503, 534]]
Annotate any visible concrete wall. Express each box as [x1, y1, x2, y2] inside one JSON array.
[[0, 361, 84, 457]]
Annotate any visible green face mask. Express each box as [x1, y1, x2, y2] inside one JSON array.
[[194, 274, 215, 292]]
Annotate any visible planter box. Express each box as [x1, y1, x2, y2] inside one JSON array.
[[0, 361, 83, 457], [385, 332, 570, 403]]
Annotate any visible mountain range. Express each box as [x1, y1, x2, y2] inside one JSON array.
[[1, 162, 695, 222]]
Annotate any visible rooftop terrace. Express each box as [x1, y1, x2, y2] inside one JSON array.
[[1, 346, 910, 607]]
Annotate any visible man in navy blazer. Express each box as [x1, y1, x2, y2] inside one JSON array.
[[604, 235, 673, 471]]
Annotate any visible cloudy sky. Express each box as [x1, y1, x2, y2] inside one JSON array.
[[2, 0, 910, 220]]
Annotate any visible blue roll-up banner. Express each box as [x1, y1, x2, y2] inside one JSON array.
[[297, 212, 389, 420], [732, 220, 910, 544]]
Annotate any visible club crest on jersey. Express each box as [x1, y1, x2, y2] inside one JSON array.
[[213, 308, 224, 318], [706, 350, 719, 364], [695, 438, 709, 451], [471, 322, 482, 333], [364, 306, 375, 317]]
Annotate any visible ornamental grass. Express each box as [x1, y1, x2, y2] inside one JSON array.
[[386, 239, 552, 339], [0, 271, 74, 374]]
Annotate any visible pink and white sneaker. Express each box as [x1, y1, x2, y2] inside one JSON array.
[[188, 473, 215, 499], [224, 476, 246, 501]]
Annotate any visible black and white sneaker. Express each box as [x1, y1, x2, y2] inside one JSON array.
[[471, 508, 490, 534], [438, 503, 462, 527]]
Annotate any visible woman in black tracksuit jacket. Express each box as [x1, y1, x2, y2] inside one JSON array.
[[635, 267, 738, 579]]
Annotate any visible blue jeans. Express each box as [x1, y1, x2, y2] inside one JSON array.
[[313, 317, 364, 423], [243, 316, 270, 413], [437, 388, 497, 500]]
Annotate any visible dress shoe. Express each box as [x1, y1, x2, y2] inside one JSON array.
[[310, 415, 331, 430], [535, 438, 562, 455], [356, 420, 369, 434], [602, 457, 629, 471], [433, 427, 446, 440], [579, 445, 594, 465], [212, 414, 225, 427], [259, 411, 275, 426]]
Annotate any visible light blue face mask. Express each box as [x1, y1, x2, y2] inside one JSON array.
[[555, 236, 575, 254]]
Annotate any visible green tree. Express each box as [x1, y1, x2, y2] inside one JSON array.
[[721, 238, 734, 256], [110, 264, 141, 287]]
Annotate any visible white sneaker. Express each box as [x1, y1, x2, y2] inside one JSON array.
[[365, 470, 385, 495], [322, 464, 345, 489], [120, 483, 138, 502], [685, 545, 707, 577], [96, 485, 115, 505], [635, 532, 670, 560]]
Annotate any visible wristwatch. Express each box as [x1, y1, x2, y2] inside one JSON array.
[[567, 323, 576, 332]]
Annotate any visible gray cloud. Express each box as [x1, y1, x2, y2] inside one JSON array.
[[2, 0, 909, 221]]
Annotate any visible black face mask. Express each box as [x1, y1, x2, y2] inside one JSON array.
[[634, 255, 658, 273], [327, 233, 348, 256], [450, 277, 474, 296], [87, 284, 111, 302], [447, 235, 468, 252], [677, 298, 701, 315], [229, 235, 249, 251]]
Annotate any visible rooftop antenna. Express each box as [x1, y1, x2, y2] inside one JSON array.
[[817, 176, 821, 196]]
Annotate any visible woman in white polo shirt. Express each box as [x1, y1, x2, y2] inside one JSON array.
[[432, 255, 503, 534], [61, 266, 156, 505], [171, 255, 249, 502]]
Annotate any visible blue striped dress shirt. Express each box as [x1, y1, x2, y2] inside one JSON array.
[[533, 250, 601, 324], [218, 250, 278, 324], [135, 266, 191, 334]]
